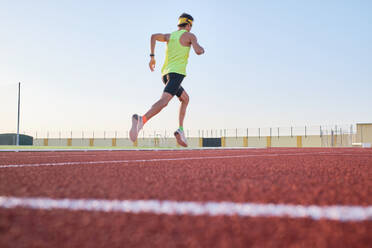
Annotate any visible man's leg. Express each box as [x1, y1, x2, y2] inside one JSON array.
[[178, 90, 189, 128], [130, 73, 183, 142], [174, 90, 189, 147], [144, 92, 173, 121], [130, 92, 173, 142]]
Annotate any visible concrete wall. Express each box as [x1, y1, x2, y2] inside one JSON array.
[[246, 137, 267, 148], [71, 139, 90, 147], [334, 134, 353, 147], [116, 138, 134, 147], [33, 134, 355, 148], [271, 136, 297, 147], [302, 136, 322, 147], [188, 138, 202, 148], [321, 135, 332, 147], [33, 139, 44, 146], [357, 123, 372, 144], [48, 139, 68, 146], [137, 137, 178, 148], [224, 137, 245, 147], [92, 139, 113, 147]]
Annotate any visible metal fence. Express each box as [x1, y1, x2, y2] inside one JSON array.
[[15, 124, 356, 140]]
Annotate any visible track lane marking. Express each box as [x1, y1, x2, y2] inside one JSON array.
[[0, 196, 371, 222], [2, 152, 371, 169], [0, 152, 346, 168]]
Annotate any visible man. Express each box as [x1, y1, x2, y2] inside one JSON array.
[[129, 13, 204, 147]]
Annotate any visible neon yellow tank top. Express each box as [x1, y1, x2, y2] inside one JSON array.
[[161, 30, 191, 76]]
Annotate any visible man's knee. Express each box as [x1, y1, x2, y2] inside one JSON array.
[[161, 98, 169, 108], [184, 94, 189, 104], [180, 92, 189, 104], [158, 93, 173, 108], [160, 97, 171, 108]]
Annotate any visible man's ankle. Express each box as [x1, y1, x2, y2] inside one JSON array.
[[142, 115, 148, 124]]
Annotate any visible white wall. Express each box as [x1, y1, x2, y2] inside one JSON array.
[[33, 134, 352, 148]]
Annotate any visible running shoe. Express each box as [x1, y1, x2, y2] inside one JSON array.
[[174, 129, 188, 147], [129, 114, 143, 142]]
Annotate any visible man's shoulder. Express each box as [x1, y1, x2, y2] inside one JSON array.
[[186, 32, 196, 37], [183, 32, 196, 40]]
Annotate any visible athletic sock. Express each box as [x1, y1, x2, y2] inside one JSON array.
[[179, 126, 184, 132], [142, 115, 148, 124]]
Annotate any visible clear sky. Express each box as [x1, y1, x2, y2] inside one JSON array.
[[1, 0, 371, 136]]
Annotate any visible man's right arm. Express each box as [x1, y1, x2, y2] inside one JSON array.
[[190, 34, 204, 55], [149, 33, 169, 71], [150, 33, 169, 55]]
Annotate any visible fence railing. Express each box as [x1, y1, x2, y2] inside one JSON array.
[[6, 124, 357, 140]]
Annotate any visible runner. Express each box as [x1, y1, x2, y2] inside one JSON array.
[[130, 13, 204, 147]]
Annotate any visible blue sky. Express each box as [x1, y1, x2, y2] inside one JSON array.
[[1, 0, 371, 136]]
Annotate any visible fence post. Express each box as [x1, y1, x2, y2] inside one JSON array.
[[259, 128, 260, 139], [277, 127, 279, 139], [305, 126, 307, 138], [291, 126, 293, 138], [349, 125, 353, 146]]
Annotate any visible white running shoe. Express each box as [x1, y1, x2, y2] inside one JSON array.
[[129, 114, 143, 142], [174, 129, 188, 147]]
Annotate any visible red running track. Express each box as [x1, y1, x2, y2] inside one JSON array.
[[0, 148, 371, 247]]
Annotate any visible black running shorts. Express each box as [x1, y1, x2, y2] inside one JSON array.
[[162, 73, 185, 97]]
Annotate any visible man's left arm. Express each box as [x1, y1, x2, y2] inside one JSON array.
[[189, 33, 205, 55]]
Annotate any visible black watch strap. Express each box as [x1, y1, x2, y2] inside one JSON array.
[[150, 54, 155, 57]]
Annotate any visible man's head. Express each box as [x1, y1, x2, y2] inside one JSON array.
[[178, 13, 193, 32]]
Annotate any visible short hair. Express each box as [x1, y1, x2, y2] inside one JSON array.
[[178, 13, 194, 27]]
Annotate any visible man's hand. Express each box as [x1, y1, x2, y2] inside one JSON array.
[[149, 57, 156, 72]]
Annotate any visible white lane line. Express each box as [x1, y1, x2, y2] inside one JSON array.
[[0, 147, 261, 152], [0, 196, 371, 222], [0, 152, 339, 169]]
